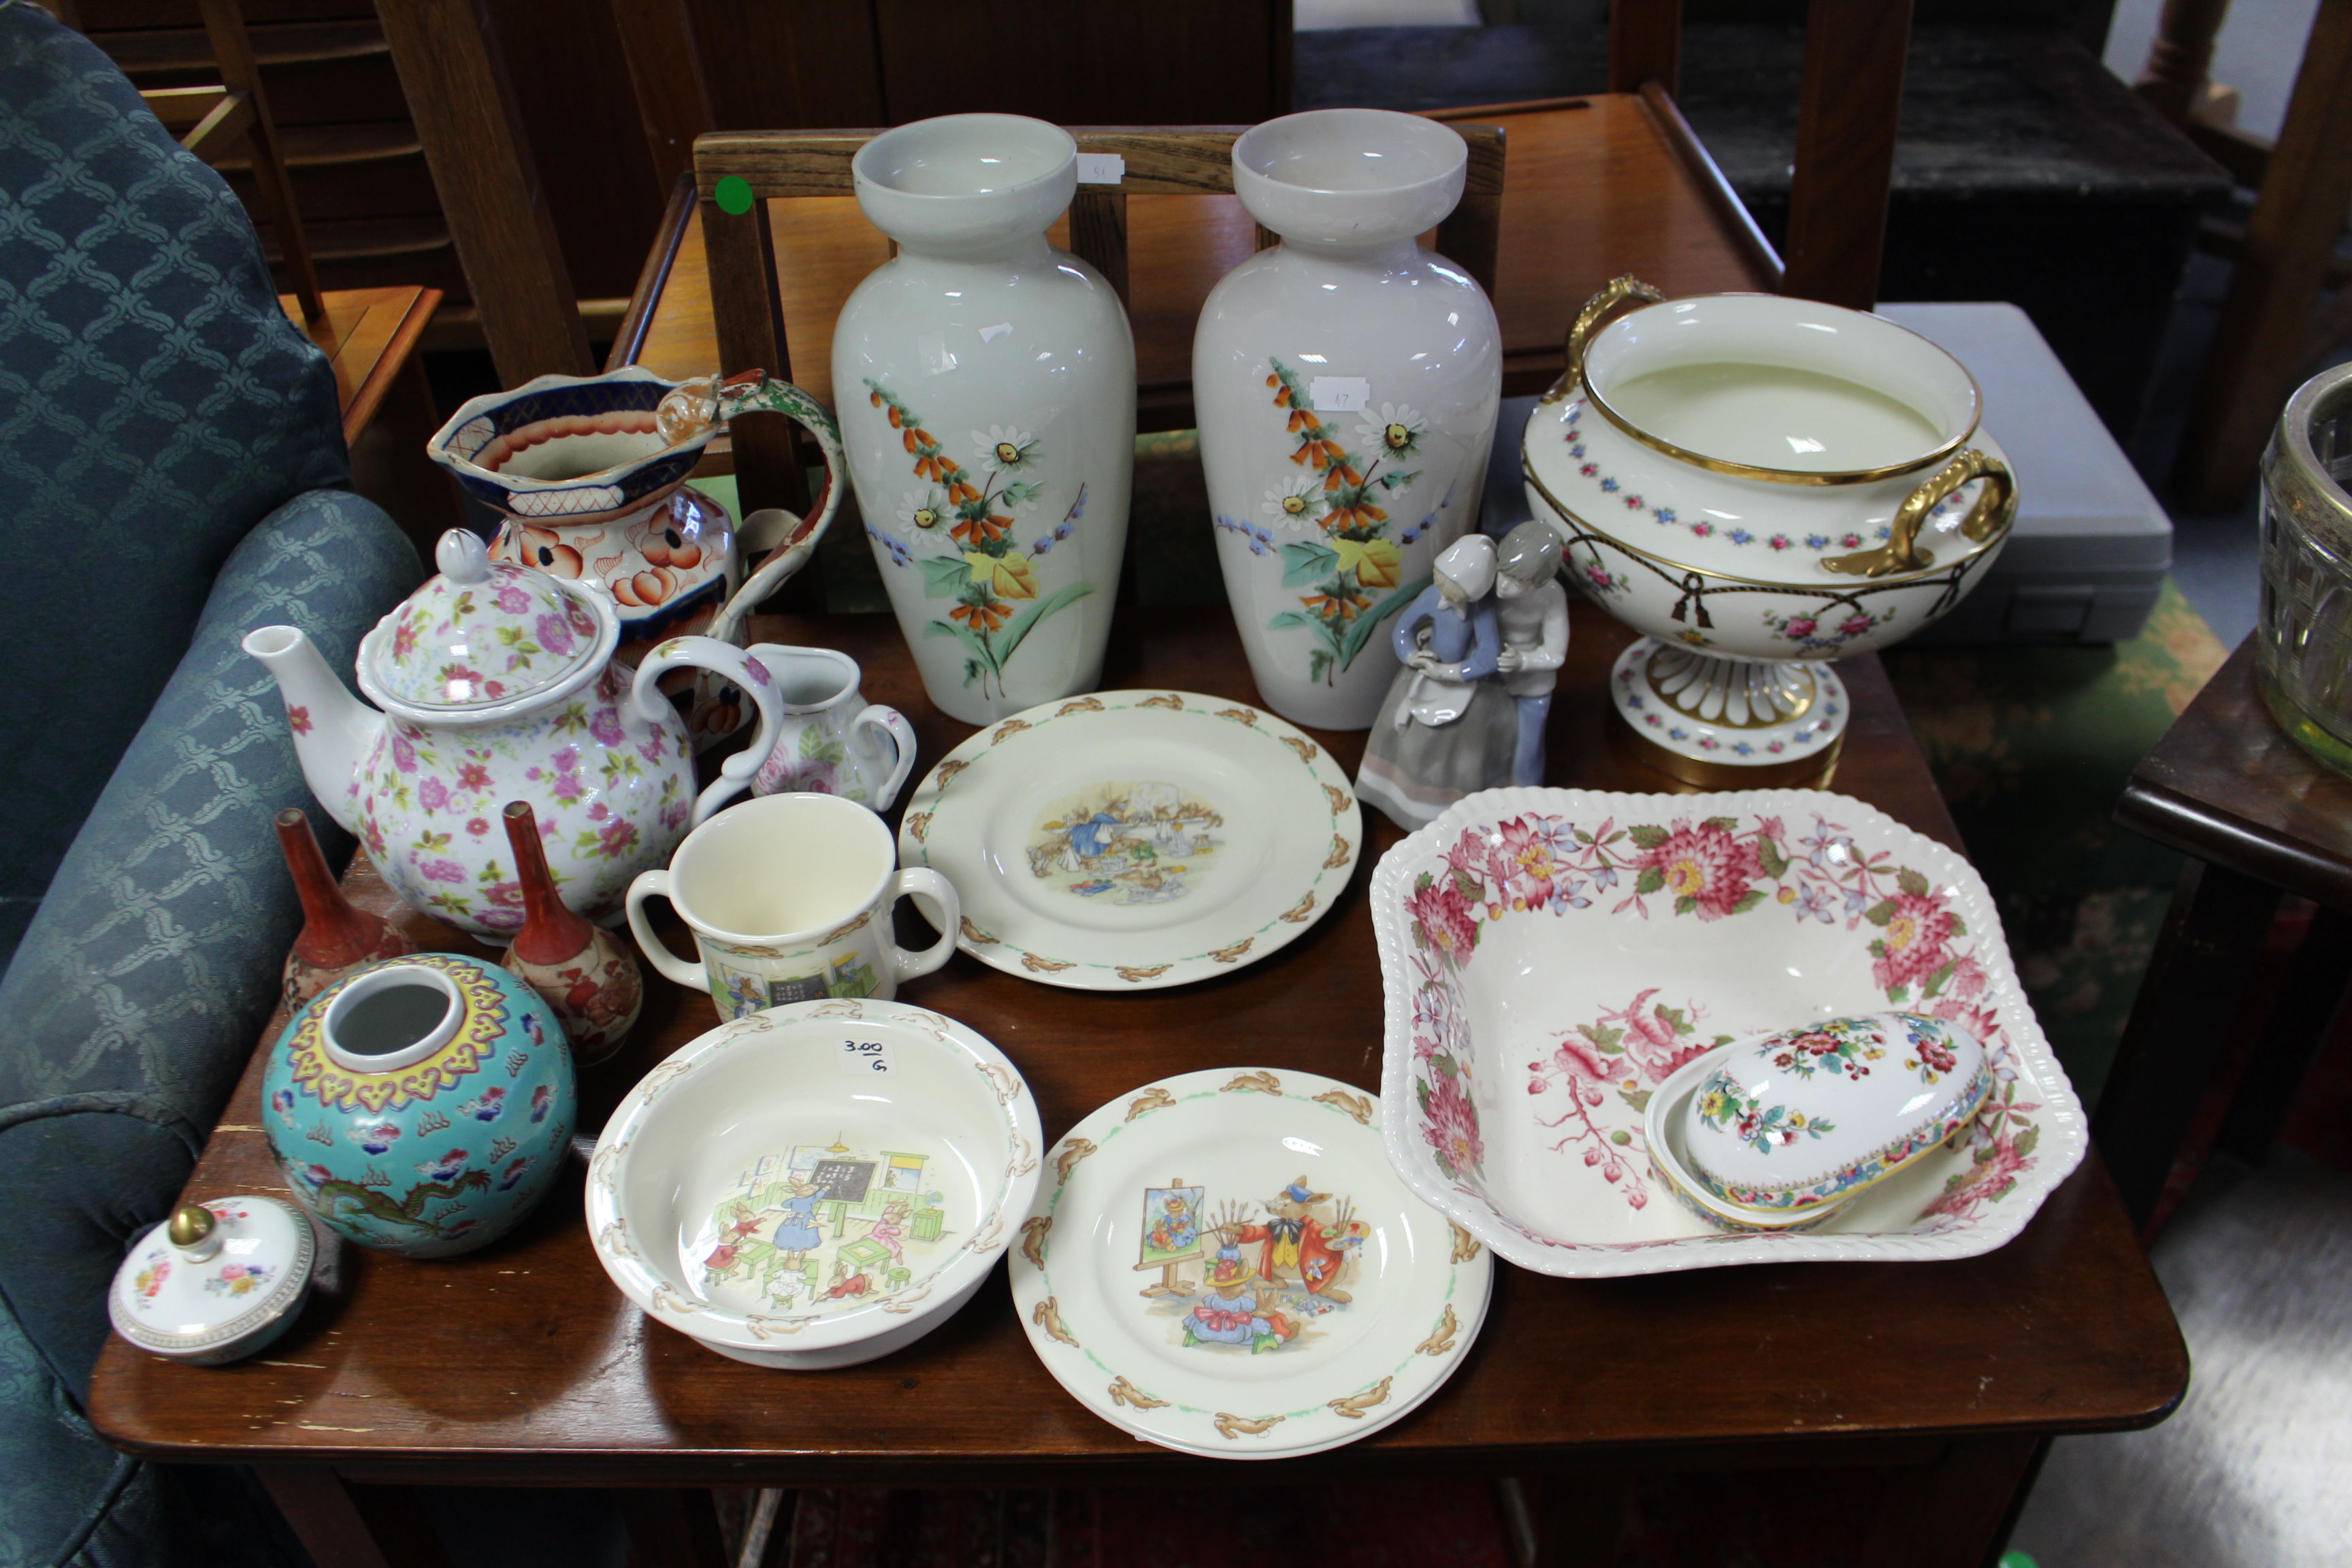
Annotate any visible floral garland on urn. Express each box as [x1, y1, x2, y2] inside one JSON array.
[[1761, 604, 1894, 657], [1555, 400, 1898, 556], [1401, 807, 2042, 1230], [864, 379, 1092, 702]]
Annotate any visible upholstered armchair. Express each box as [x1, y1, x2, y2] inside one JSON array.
[[0, 4, 421, 1562]]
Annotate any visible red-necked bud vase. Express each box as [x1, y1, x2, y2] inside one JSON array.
[[276, 806, 413, 1010], [497, 800, 642, 1065]]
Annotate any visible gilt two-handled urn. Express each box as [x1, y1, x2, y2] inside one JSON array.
[[1523, 278, 2017, 785]]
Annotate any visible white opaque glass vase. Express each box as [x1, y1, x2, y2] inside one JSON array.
[[833, 114, 1136, 725], [1195, 108, 1503, 730]]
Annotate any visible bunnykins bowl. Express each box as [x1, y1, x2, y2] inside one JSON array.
[[585, 999, 1041, 1369]]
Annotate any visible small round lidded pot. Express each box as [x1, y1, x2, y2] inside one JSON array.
[[109, 1197, 316, 1365], [1645, 1012, 1993, 1232], [262, 953, 576, 1258]]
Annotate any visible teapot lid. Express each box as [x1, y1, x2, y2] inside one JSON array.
[[370, 532, 605, 710], [108, 1195, 316, 1362]]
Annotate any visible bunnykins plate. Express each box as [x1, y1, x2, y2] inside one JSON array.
[[897, 692, 1362, 990], [1008, 1068, 1491, 1460]]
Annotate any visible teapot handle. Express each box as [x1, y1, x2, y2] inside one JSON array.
[[627, 637, 784, 826], [700, 375, 849, 647], [1543, 275, 1665, 406]]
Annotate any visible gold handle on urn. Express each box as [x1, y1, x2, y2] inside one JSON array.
[[1819, 448, 2016, 578], [1541, 275, 1666, 405]]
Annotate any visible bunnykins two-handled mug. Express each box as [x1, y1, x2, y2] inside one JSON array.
[[625, 792, 958, 1018]]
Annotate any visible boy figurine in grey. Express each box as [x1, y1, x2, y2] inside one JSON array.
[[1492, 521, 1569, 787]]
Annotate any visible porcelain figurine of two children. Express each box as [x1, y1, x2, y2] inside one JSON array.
[[1358, 521, 1569, 829]]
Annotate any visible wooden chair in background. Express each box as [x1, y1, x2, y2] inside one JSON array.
[[1605, 0, 1912, 313], [358, 0, 1910, 400], [689, 124, 1505, 523], [674, 0, 1912, 523], [37, 0, 455, 550], [2133, 0, 2352, 509], [127, 0, 325, 324]]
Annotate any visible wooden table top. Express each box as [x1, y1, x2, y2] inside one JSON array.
[[2118, 636, 2352, 910], [280, 286, 442, 451], [619, 97, 1774, 423], [88, 607, 2187, 1486]]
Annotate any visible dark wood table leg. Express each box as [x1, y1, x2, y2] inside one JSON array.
[[2093, 859, 2285, 1231], [1986, 1435, 2055, 1565], [617, 1488, 731, 1568], [1860, 1436, 2046, 1568], [2217, 902, 2352, 1162], [253, 1468, 402, 1568], [1533, 1473, 1627, 1568]]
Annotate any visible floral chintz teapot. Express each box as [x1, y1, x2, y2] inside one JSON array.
[[244, 532, 779, 936]]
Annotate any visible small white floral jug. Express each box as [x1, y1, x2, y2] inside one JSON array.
[[647, 642, 917, 825], [243, 532, 780, 936]]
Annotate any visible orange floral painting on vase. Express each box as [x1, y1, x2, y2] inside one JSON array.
[[1215, 359, 1437, 687], [864, 380, 1092, 702]]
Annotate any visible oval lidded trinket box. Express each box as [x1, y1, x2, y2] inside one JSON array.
[[262, 953, 576, 1258], [1648, 1011, 1992, 1232]]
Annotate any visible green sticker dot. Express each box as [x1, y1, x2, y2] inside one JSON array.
[[714, 175, 754, 216]]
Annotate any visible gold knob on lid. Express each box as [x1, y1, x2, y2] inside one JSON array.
[[166, 1205, 215, 1248]]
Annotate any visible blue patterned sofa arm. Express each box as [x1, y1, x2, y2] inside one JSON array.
[[0, 487, 417, 1411]]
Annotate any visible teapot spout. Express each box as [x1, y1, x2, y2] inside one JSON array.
[[242, 625, 382, 836]]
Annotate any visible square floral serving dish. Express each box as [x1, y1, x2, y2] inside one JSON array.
[[1371, 787, 2087, 1277]]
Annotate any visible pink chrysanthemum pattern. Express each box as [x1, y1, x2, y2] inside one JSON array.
[[1402, 808, 2035, 1226]]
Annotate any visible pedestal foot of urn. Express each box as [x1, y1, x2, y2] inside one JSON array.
[[1608, 638, 1847, 789]]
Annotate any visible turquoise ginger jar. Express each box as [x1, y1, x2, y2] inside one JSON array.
[[262, 953, 576, 1258]]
